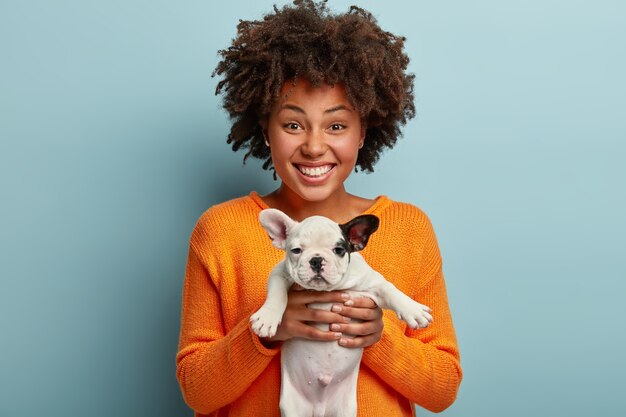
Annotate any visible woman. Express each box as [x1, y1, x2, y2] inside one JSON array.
[[176, 2, 462, 416]]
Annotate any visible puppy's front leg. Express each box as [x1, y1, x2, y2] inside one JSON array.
[[250, 261, 293, 338], [367, 271, 433, 330]]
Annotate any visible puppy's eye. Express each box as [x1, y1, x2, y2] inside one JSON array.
[[333, 247, 346, 256], [290, 248, 302, 255]]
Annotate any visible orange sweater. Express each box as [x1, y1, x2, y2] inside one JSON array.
[[176, 192, 462, 416]]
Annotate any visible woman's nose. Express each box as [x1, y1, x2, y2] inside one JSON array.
[[301, 130, 326, 157]]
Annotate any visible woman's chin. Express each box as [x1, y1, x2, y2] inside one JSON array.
[[277, 168, 349, 203]]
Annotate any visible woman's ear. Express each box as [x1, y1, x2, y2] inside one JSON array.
[[359, 126, 366, 148]]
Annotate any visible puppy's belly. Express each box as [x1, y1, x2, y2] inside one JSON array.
[[281, 301, 363, 399], [282, 338, 362, 399]]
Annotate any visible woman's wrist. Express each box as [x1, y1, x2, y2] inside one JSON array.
[[259, 337, 283, 349]]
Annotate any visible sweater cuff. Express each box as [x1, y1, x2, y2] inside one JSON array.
[[246, 319, 283, 356]]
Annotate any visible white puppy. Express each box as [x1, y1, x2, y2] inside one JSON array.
[[251, 209, 433, 417]]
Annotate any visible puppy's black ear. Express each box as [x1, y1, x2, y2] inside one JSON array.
[[259, 209, 298, 250], [339, 215, 380, 252]]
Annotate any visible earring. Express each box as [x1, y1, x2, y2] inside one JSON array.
[[358, 141, 364, 149], [264, 139, 270, 147]]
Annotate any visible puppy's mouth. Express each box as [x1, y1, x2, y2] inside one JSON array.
[[301, 274, 330, 289]]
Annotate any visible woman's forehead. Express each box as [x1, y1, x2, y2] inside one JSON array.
[[273, 78, 356, 113]]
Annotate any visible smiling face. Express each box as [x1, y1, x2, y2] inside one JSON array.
[[263, 78, 365, 203]]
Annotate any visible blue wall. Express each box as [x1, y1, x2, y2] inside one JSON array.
[[1, 1, 624, 416]]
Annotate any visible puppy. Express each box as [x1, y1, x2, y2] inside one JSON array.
[[251, 209, 433, 417]]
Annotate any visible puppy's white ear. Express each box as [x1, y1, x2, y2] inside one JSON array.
[[259, 209, 298, 250]]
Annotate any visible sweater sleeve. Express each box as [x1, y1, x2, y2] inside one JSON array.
[[175, 242, 280, 414], [361, 213, 462, 413]]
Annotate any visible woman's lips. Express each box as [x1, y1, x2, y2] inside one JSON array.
[[293, 163, 336, 184]]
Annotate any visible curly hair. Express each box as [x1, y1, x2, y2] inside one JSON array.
[[213, 0, 415, 174]]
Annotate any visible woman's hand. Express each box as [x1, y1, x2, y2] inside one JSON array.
[[264, 285, 349, 343], [331, 297, 383, 349], [261, 285, 384, 349]]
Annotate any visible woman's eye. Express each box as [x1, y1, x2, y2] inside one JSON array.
[[333, 247, 346, 256], [284, 123, 301, 130], [290, 248, 302, 254], [329, 123, 345, 131]]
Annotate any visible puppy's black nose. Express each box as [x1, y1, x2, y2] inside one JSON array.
[[309, 256, 324, 272]]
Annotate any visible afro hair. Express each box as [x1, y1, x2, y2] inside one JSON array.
[[213, 0, 416, 174]]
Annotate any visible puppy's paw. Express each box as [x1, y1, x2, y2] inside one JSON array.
[[395, 301, 433, 330], [250, 305, 284, 338]]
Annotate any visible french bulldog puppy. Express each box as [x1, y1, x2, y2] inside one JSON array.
[[251, 209, 433, 417]]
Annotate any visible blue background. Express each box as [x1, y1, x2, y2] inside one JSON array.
[[1, 1, 625, 416]]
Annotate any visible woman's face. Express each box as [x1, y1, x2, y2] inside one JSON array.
[[264, 78, 365, 203]]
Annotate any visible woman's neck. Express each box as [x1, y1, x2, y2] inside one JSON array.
[[263, 184, 361, 223]]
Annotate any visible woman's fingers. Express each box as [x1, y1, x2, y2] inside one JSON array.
[[343, 297, 378, 308], [338, 333, 381, 349], [330, 319, 379, 336], [292, 306, 349, 324], [270, 314, 342, 342], [270, 289, 350, 342], [272, 291, 385, 344], [288, 288, 349, 305], [283, 320, 342, 341], [335, 315, 384, 348], [287, 288, 352, 324], [331, 298, 383, 321], [333, 297, 384, 348]]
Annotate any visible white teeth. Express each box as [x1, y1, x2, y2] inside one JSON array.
[[297, 165, 333, 177]]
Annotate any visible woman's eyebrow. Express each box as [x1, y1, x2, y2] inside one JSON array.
[[324, 104, 352, 114], [279, 104, 352, 114], [280, 104, 306, 114]]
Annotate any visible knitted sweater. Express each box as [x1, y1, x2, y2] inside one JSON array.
[[176, 192, 462, 416]]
